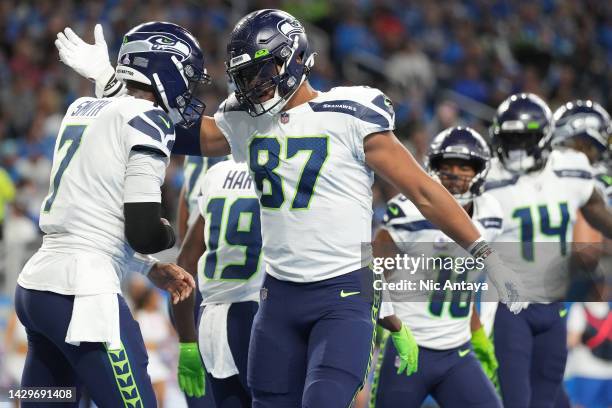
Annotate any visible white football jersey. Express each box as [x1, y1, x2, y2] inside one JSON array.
[[214, 86, 395, 282], [197, 160, 265, 304], [183, 155, 229, 219], [18, 95, 174, 295], [592, 162, 611, 207], [383, 193, 503, 350], [485, 149, 595, 301]]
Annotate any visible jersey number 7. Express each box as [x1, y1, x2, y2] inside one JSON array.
[[42, 125, 87, 212], [249, 136, 329, 209]]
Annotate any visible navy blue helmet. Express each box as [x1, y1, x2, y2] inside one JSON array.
[[426, 127, 491, 205], [116, 22, 210, 127], [226, 9, 315, 116], [490, 93, 553, 173], [552, 100, 611, 163]]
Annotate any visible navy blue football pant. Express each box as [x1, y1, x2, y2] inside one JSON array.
[[248, 268, 380, 408], [494, 302, 568, 408], [204, 301, 258, 408], [372, 337, 501, 407], [14, 285, 156, 408]]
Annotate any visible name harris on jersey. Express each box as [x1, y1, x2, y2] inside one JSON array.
[[222, 168, 253, 190]]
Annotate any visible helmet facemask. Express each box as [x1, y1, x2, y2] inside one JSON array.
[[227, 38, 314, 117], [429, 157, 488, 206], [495, 131, 550, 173], [152, 56, 210, 128]]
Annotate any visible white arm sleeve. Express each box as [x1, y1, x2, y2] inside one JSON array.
[[123, 150, 169, 203]]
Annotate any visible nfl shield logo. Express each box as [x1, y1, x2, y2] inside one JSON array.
[[280, 112, 289, 124], [260, 287, 268, 301]]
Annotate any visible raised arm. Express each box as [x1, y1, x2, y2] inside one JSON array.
[[55, 24, 231, 157], [172, 116, 231, 157], [365, 131, 480, 248], [365, 131, 525, 314]]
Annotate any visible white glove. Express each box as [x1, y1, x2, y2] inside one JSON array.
[[469, 239, 527, 314], [481, 250, 528, 314], [55, 24, 118, 97]]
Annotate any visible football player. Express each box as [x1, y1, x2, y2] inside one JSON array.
[[15, 22, 206, 406], [553, 100, 611, 203], [178, 156, 229, 241], [56, 10, 525, 407], [485, 93, 612, 408], [553, 100, 611, 297], [174, 157, 226, 408], [172, 158, 262, 408], [371, 127, 502, 408]]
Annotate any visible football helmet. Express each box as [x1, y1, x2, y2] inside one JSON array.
[[116, 22, 210, 127], [225, 9, 315, 117], [490, 93, 553, 173], [426, 127, 491, 206], [552, 100, 611, 163]]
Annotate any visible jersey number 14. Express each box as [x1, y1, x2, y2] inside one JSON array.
[[512, 202, 569, 261]]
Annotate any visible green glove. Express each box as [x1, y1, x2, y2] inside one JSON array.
[[471, 327, 499, 381], [178, 342, 205, 397], [391, 324, 419, 376]]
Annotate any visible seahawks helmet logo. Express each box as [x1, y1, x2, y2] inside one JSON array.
[[119, 33, 191, 61], [278, 19, 304, 40], [148, 34, 191, 59]]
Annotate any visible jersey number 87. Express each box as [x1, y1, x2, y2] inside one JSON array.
[[248, 135, 329, 210]]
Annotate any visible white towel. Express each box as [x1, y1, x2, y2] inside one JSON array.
[[65, 293, 122, 350], [199, 303, 239, 379]]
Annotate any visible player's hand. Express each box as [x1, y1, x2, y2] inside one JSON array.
[[471, 327, 498, 381], [391, 324, 419, 376], [178, 342, 205, 397], [55, 24, 114, 84], [481, 251, 527, 314], [148, 263, 195, 304]]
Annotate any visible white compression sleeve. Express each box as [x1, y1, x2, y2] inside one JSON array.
[[123, 150, 168, 203]]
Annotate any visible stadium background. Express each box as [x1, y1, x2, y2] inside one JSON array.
[[0, 0, 610, 406]]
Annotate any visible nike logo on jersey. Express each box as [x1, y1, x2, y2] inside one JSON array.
[[340, 290, 360, 298], [458, 348, 470, 358], [559, 308, 567, 318], [158, 115, 171, 129]]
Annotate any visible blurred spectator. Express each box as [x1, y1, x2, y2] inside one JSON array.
[[385, 40, 435, 96], [132, 282, 175, 408], [3, 311, 27, 404], [3, 199, 39, 295], [0, 166, 15, 241], [566, 299, 612, 408]]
